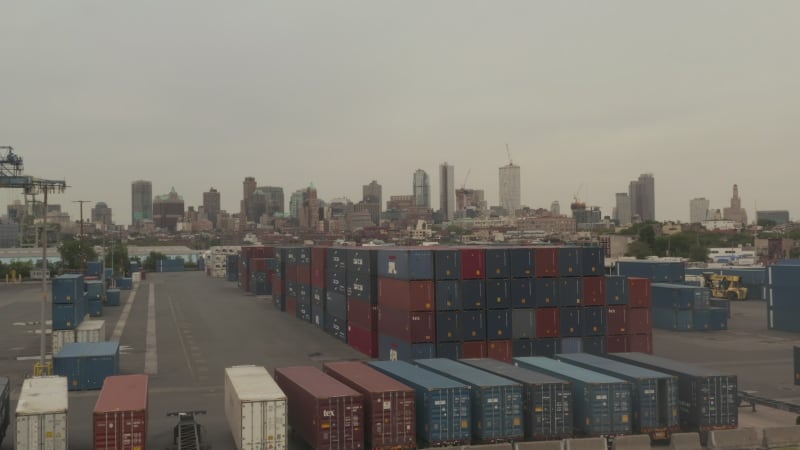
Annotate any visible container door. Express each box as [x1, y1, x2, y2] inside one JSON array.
[[242, 401, 261, 447], [636, 379, 659, 430]]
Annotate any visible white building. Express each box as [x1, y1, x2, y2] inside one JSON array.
[[499, 163, 521, 215], [702, 220, 741, 231], [690, 198, 711, 224]]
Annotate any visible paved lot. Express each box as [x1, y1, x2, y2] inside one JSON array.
[[1, 272, 799, 449]]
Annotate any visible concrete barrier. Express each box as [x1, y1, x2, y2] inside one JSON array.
[[763, 425, 800, 449], [462, 444, 513, 450], [669, 432, 702, 450], [564, 437, 608, 450], [611, 434, 652, 450], [515, 441, 564, 450], [707, 427, 762, 450]]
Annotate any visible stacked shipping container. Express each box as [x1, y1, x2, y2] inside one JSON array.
[[768, 264, 800, 332], [626, 277, 654, 353], [346, 248, 380, 357], [651, 283, 726, 331], [326, 247, 348, 342]]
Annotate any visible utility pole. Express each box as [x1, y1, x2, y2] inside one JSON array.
[[73, 200, 91, 271]]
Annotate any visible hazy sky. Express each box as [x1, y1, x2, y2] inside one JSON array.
[[2, 1, 798, 225]]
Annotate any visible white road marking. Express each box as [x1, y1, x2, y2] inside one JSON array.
[[144, 283, 158, 374], [111, 285, 140, 341]]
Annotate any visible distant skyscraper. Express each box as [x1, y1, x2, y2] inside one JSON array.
[[550, 201, 560, 216], [499, 163, 521, 216], [723, 184, 748, 225], [628, 173, 655, 222], [131, 180, 153, 227], [289, 189, 305, 219], [756, 210, 790, 225], [300, 184, 320, 230], [615, 193, 632, 226], [241, 176, 257, 229], [203, 187, 221, 227], [439, 163, 455, 221], [153, 187, 185, 232], [413, 169, 430, 208], [362, 180, 382, 226], [690, 198, 710, 224], [91, 202, 113, 228]]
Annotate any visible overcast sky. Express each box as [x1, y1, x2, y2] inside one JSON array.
[[2, 1, 798, 225]]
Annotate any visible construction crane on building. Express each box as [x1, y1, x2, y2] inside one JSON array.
[[461, 168, 471, 190], [572, 183, 586, 209], [505, 143, 513, 166]]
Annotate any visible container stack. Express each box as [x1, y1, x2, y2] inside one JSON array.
[[209, 246, 241, 278], [624, 277, 654, 352], [53, 341, 120, 391], [768, 263, 800, 332], [226, 254, 239, 282], [240, 245, 276, 294], [616, 260, 685, 283], [52, 274, 86, 338], [224, 366, 287, 450], [85, 280, 104, 317], [325, 247, 348, 342], [272, 248, 286, 311], [310, 247, 327, 328], [86, 261, 103, 277], [651, 283, 726, 332], [249, 257, 277, 296], [346, 248, 380, 357], [376, 248, 436, 360]]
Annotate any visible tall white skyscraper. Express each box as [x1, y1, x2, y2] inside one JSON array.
[[690, 198, 710, 224], [499, 163, 521, 216], [439, 163, 455, 221], [413, 169, 430, 208]]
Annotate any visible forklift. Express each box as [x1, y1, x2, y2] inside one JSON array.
[[702, 272, 749, 301]]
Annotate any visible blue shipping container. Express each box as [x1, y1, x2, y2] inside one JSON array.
[[52, 274, 84, 304], [559, 308, 581, 337], [461, 280, 485, 310], [511, 279, 534, 308], [512, 339, 534, 357], [326, 269, 347, 295], [486, 309, 512, 341], [558, 247, 582, 277], [433, 249, 461, 280], [377, 249, 434, 280], [509, 248, 535, 278], [54, 341, 120, 391], [605, 276, 628, 305], [85, 280, 103, 301], [369, 360, 471, 447], [106, 289, 121, 307], [52, 301, 84, 330], [324, 313, 347, 342], [437, 342, 462, 359], [533, 339, 559, 357], [346, 248, 379, 276], [558, 278, 583, 307], [583, 336, 607, 355], [436, 311, 460, 343], [87, 299, 103, 317], [581, 307, 606, 336], [377, 334, 436, 361], [325, 291, 347, 321], [435, 280, 461, 311], [485, 248, 511, 279], [486, 279, 511, 310], [346, 274, 378, 303], [535, 278, 558, 307], [326, 247, 347, 271], [560, 337, 583, 354], [414, 358, 524, 443], [459, 310, 486, 341], [86, 261, 103, 277], [581, 247, 605, 277]]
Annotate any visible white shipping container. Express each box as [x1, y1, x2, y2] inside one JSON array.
[[16, 376, 68, 450], [76, 319, 106, 343], [224, 365, 288, 450], [52, 330, 75, 356]]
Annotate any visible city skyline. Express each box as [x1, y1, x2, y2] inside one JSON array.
[[2, 2, 798, 223]]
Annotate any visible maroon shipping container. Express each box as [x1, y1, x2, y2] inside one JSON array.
[[274, 366, 365, 450], [627, 277, 652, 308], [323, 361, 416, 450], [348, 298, 377, 330], [93, 374, 149, 450], [534, 247, 559, 278], [627, 333, 653, 354], [535, 307, 560, 338], [286, 297, 297, 316], [347, 323, 378, 358], [378, 307, 435, 343], [271, 274, 283, 295], [251, 258, 269, 273], [377, 279, 434, 312], [296, 265, 312, 285], [607, 335, 629, 354], [627, 307, 652, 334], [606, 306, 628, 335], [582, 277, 606, 306], [460, 248, 486, 280], [462, 341, 488, 358], [311, 248, 327, 288], [487, 340, 513, 363], [239, 257, 249, 292], [285, 263, 300, 283]]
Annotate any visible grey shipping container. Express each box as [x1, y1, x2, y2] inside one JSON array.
[[369, 360, 471, 447], [323, 361, 416, 450], [54, 341, 120, 391], [460, 359, 572, 440], [606, 352, 737, 435], [556, 353, 679, 439], [0, 377, 7, 446], [413, 358, 524, 443], [273, 366, 364, 450], [514, 357, 632, 437]]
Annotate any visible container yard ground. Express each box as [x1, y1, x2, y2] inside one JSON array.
[[1, 272, 800, 449]]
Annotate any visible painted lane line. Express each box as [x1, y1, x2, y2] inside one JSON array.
[[144, 283, 158, 374], [111, 284, 140, 341]]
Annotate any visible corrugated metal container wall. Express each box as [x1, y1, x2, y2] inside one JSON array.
[[627, 334, 652, 354], [463, 341, 488, 358], [534, 247, 559, 278], [0, 377, 8, 447], [559, 308, 581, 338], [556, 353, 679, 438], [582, 336, 607, 355], [435, 280, 460, 311], [460, 248, 486, 280], [581, 307, 606, 336], [15, 376, 68, 450], [558, 278, 583, 307], [369, 361, 471, 447], [581, 247, 605, 277], [76, 319, 106, 343], [53, 299, 85, 330], [486, 279, 510, 309], [533, 338, 560, 358], [414, 359, 523, 443], [627, 308, 652, 334], [347, 248, 379, 276], [487, 340, 513, 363], [311, 247, 327, 288], [378, 335, 436, 361], [606, 353, 737, 433], [461, 359, 573, 441], [52, 274, 84, 304], [606, 307, 627, 335], [535, 308, 560, 339], [627, 277, 652, 308], [347, 274, 378, 303], [327, 247, 348, 272], [607, 335, 628, 353], [514, 357, 632, 437], [311, 287, 325, 328], [93, 374, 149, 450], [377, 279, 434, 312], [436, 311, 459, 342], [106, 289, 121, 307], [511, 309, 535, 340], [511, 278, 535, 308], [509, 248, 534, 278], [52, 329, 75, 356], [347, 323, 378, 358], [460, 279, 485, 310], [459, 310, 486, 341], [323, 361, 416, 450], [224, 366, 287, 450], [486, 310, 511, 341], [377, 249, 434, 280], [558, 247, 581, 277], [273, 366, 364, 450], [85, 280, 104, 301], [326, 270, 347, 295], [605, 276, 628, 305], [582, 277, 606, 306], [54, 342, 120, 391], [534, 278, 558, 307], [433, 249, 460, 280], [485, 248, 510, 279], [378, 308, 435, 343]]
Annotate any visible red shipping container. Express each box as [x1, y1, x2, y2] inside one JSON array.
[[323, 361, 416, 450], [462, 341, 488, 358], [271, 274, 283, 295], [534, 247, 559, 278], [93, 374, 149, 450], [347, 323, 379, 358], [487, 340, 513, 363], [378, 307, 435, 343], [628, 333, 653, 354], [627, 307, 652, 334], [312, 247, 327, 288], [627, 277, 652, 308], [274, 366, 365, 450], [606, 335, 629, 354], [460, 248, 486, 280], [285, 263, 299, 282], [296, 265, 312, 285], [606, 306, 628, 335], [582, 277, 606, 306], [348, 298, 378, 330], [286, 297, 297, 316], [377, 279, 434, 312], [536, 307, 560, 338]]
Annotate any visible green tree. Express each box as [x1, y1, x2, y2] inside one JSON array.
[[58, 239, 98, 270], [104, 240, 130, 277], [689, 245, 709, 262], [639, 225, 656, 247], [143, 251, 167, 271], [758, 219, 777, 230], [625, 241, 653, 259], [790, 247, 800, 259], [787, 229, 800, 241]]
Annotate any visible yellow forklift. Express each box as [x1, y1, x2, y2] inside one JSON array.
[[702, 273, 748, 301]]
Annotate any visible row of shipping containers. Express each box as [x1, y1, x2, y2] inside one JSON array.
[[768, 263, 800, 332]]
